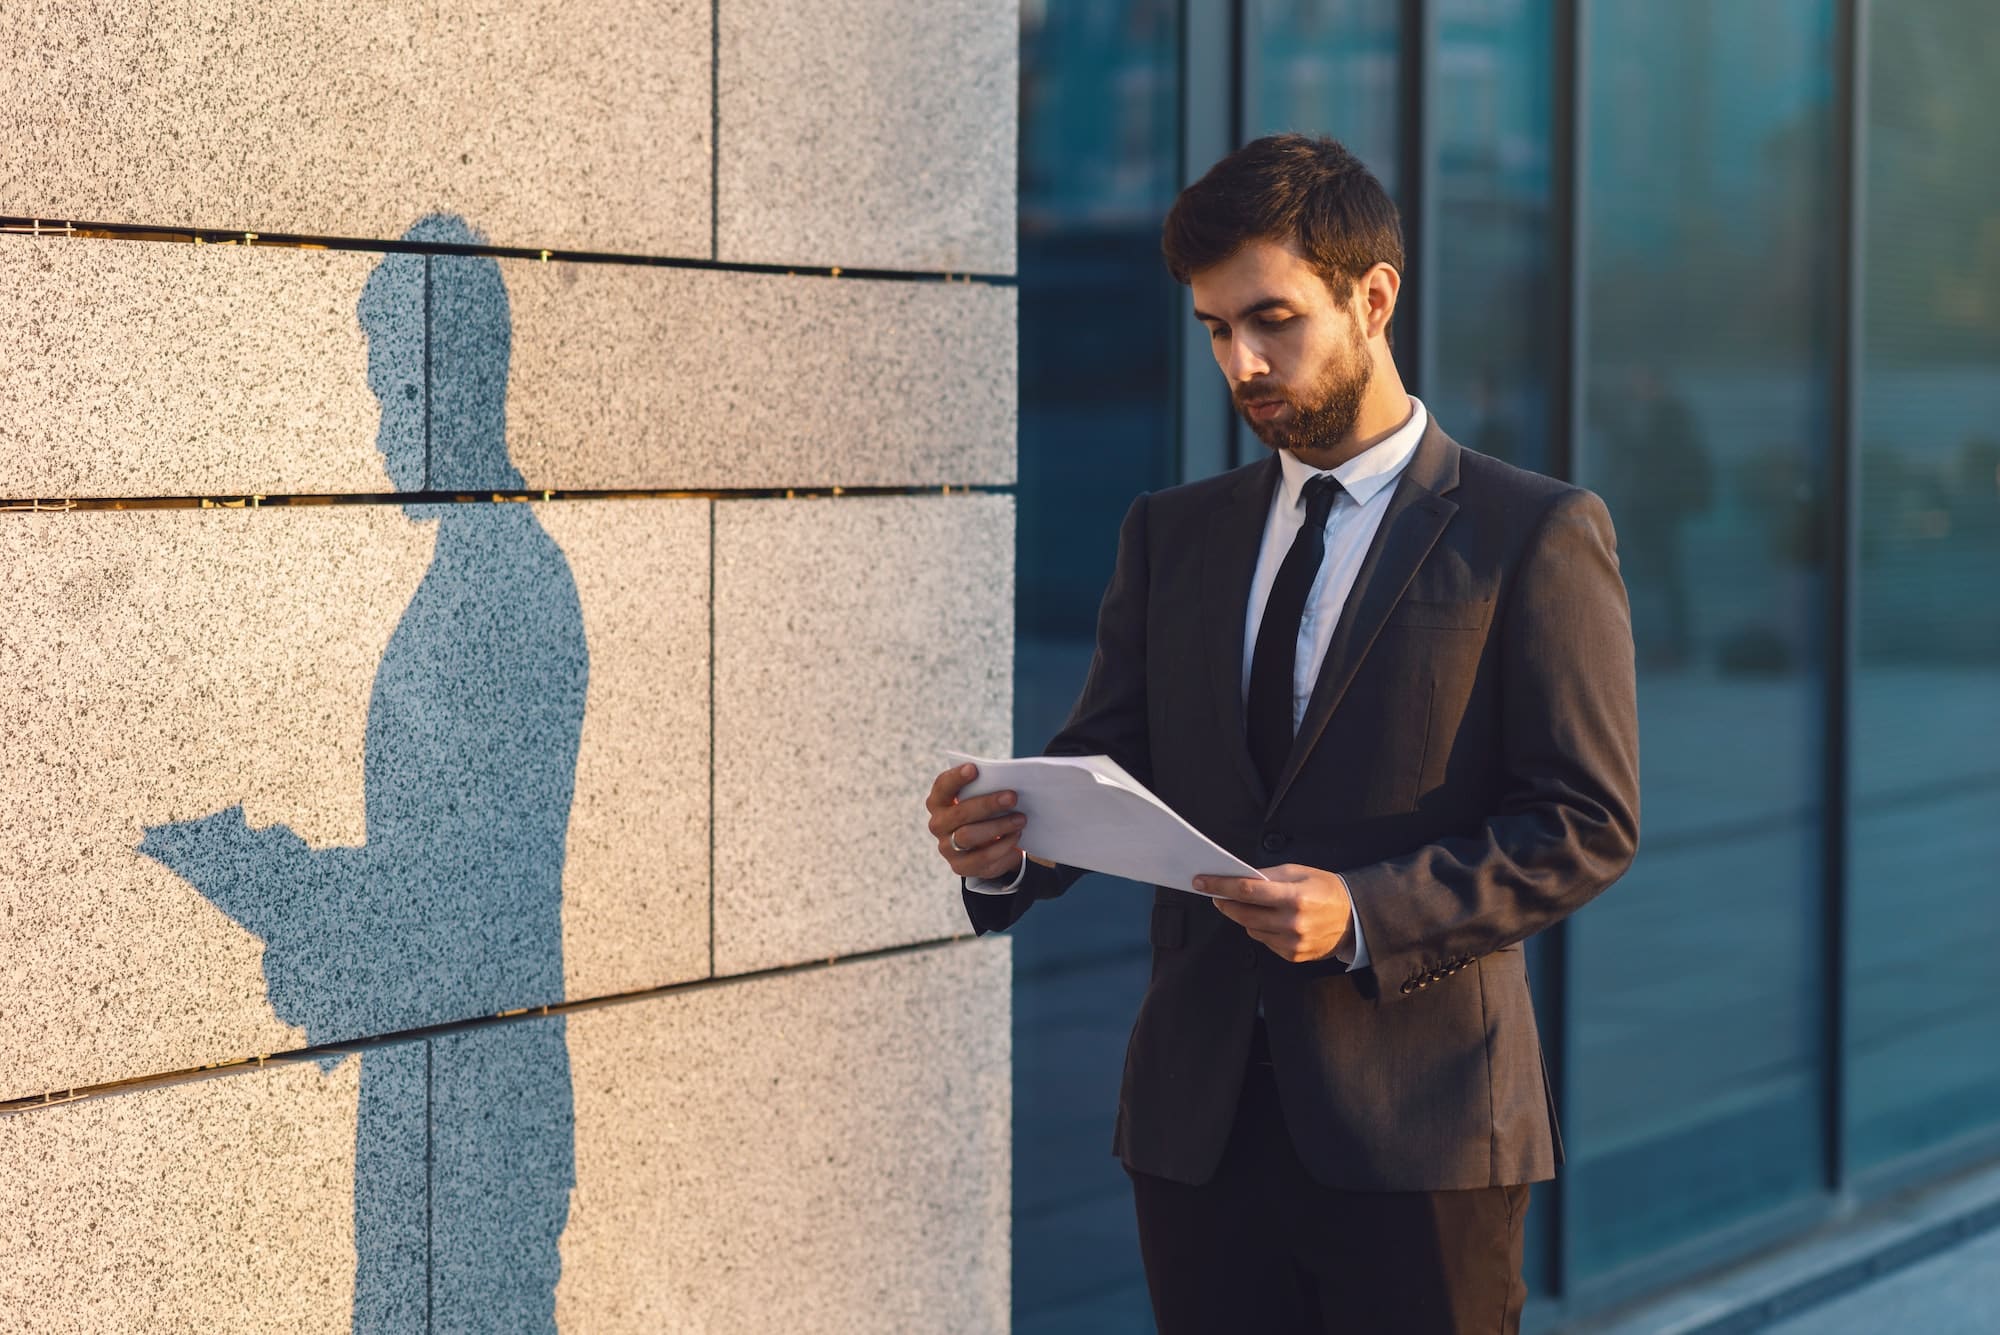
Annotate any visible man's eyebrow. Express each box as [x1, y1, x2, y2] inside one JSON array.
[[1191, 296, 1294, 323]]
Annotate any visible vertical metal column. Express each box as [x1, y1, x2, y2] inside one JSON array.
[[1824, 0, 1869, 1196], [1397, 0, 1437, 398], [1176, 0, 1246, 482], [1544, 0, 1587, 1299]]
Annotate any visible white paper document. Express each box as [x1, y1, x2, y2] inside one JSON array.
[[947, 751, 1265, 896]]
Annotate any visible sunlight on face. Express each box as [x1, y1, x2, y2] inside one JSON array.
[[1190, 238, 1372, 454]]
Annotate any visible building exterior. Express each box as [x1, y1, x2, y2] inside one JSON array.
[[1, 3, 1016, 1330], [1012, 0, 2000, 1330], [5, 2, 1994, 1331]]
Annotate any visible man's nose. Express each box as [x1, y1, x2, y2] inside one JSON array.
[[1222, 336, 1270, 384]]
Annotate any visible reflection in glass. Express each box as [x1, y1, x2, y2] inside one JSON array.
[[1569, 0, 1837, 1280], [1846, 0, 2000, 1174], [1428, 0, 1560, 1295], [1249, 0, 1403, 195], [1430, 0, 1557, 476], [1014, 2, 1181, 1328]]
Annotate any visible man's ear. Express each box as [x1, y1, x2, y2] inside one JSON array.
[[1358, 263, 1401, 342]]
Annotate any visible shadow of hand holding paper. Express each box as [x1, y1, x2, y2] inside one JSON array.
[[139, 215, 586, 1334]]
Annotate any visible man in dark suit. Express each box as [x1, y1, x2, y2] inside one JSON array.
[[926, 135, 1639, 1333]]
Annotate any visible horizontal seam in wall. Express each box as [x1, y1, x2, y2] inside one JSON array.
[[0, 217, 1017, 287], [0, 485, 1017, 513], [0, 932, 997, 1117]]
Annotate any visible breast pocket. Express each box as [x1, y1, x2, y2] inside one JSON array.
[[1382, 597, 1494, 631], [1337, 599, 1495, 814]]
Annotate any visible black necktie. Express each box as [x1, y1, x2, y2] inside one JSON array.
[[1247, 474, 1344, 793]]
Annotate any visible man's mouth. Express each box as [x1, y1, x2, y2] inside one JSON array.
[[1242, 398, 1287, 423]]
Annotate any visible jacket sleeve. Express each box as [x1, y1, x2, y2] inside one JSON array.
[[1340, 488, 1641, 1000], [962, 491, 1155, 935]]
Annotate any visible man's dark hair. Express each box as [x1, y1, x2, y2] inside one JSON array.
[[1161, 133, 1405, 304]]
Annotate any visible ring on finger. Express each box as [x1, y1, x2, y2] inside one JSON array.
[[948, 829, 971, 854]]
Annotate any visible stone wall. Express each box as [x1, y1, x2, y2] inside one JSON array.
[[0, 3, 1015, 1330]]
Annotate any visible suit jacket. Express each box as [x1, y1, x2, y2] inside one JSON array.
[[965, 419, 1640, 1192]]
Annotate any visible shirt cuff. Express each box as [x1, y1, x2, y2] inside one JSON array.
[[1341, 887, 1371, 971], [964, 853, 1030, 896]]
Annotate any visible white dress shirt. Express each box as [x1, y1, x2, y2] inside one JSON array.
[[973, 398, 1431, 977], [1237, 396, 1428, 969]]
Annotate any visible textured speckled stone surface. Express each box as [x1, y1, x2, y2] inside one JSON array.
[[0, 234, 1014, 496], [712, 495, 1014, 974], [556, 941, 1012, 1333], [718, 0, 1017, 272], [430, 1019, 579, 1333], [0, 234, 405, 497], [535, 501, 712, 999], [0, 0, 709, 255], [482, 260, 1017, 489], [0, 1045, 425, 1332], [0, 501, 708, 1100]]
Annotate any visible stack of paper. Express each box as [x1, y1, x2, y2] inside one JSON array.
[[947, 752, 1264, 896]]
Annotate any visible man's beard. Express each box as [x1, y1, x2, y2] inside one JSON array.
[[1234, 324, 1373, 455]]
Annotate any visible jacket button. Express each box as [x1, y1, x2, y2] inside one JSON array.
[[1260, 832, 1287, 853], [1401, 981, 1417, 995]]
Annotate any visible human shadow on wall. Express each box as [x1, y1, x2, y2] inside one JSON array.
[[138, 215, 584, 1334]]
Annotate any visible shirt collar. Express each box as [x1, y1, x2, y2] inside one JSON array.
[[1276, 396, 1428, 513]]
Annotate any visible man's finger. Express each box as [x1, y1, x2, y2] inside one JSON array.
[[1195, 873, 1287, 904], [929, 789, 1018, 840], [1212, 897, 1286, 929], [953, 831, 1023, 880], [945, 812, 1026, 851], [926, 763, 980, 813]]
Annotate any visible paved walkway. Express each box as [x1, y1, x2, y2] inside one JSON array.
[[1017, 1226, 2000, 1334], [1764, 1226, 2000, 1334]]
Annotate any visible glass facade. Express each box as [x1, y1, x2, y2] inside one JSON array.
[[1008, 1, 2000, 1328], [1846, 0, 2000, 1176], [1430, 0, 1556, 476], [1249, 0, 1404, 195], [1569, 0, 1838, 1281], [1013, 3, 1179, 1330]]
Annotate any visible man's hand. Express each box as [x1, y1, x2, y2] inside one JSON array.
[[927, 763, 1039, 882], [1198, 865, 1355, 963]]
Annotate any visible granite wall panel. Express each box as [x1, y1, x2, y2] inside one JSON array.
[[0, 0, 710, 255], [535, 501, 712, 1000], [0, 236, 1015, 498], [478, 260, 1017, 490], [0, 1044, 427, 1332], [0, 944, 1007, 1332], [0, 234, 405, 498], [712, 494, 1014, 974], [0, 500, 709, 1101], [9, 0, 1018, 1317], [718, 0, 1018, 272], [555, 941, 1012, 1333]]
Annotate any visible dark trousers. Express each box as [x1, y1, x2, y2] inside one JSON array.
[[1128, 1024, 1529, 1335]]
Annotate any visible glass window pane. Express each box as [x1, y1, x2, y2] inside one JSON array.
[[1846, 0, 2000, 1174], [1015, 2, 1181, 1327], [1250, 0, 1404, 195], [1430, 0, 1561, 1295], [1569, 0, 1838, 1280], [1431, 0, 1558, 480]]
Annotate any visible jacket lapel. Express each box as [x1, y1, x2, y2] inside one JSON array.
[[1267, 421, 1462, 813], [1202, 454, 1282, 804]]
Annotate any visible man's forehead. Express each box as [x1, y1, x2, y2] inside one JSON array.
[[1189, 238, 1325, 320]]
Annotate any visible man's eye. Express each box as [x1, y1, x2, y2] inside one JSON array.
[[1257, 315, 1293, 330], [1208, 326, 1228, 341]]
